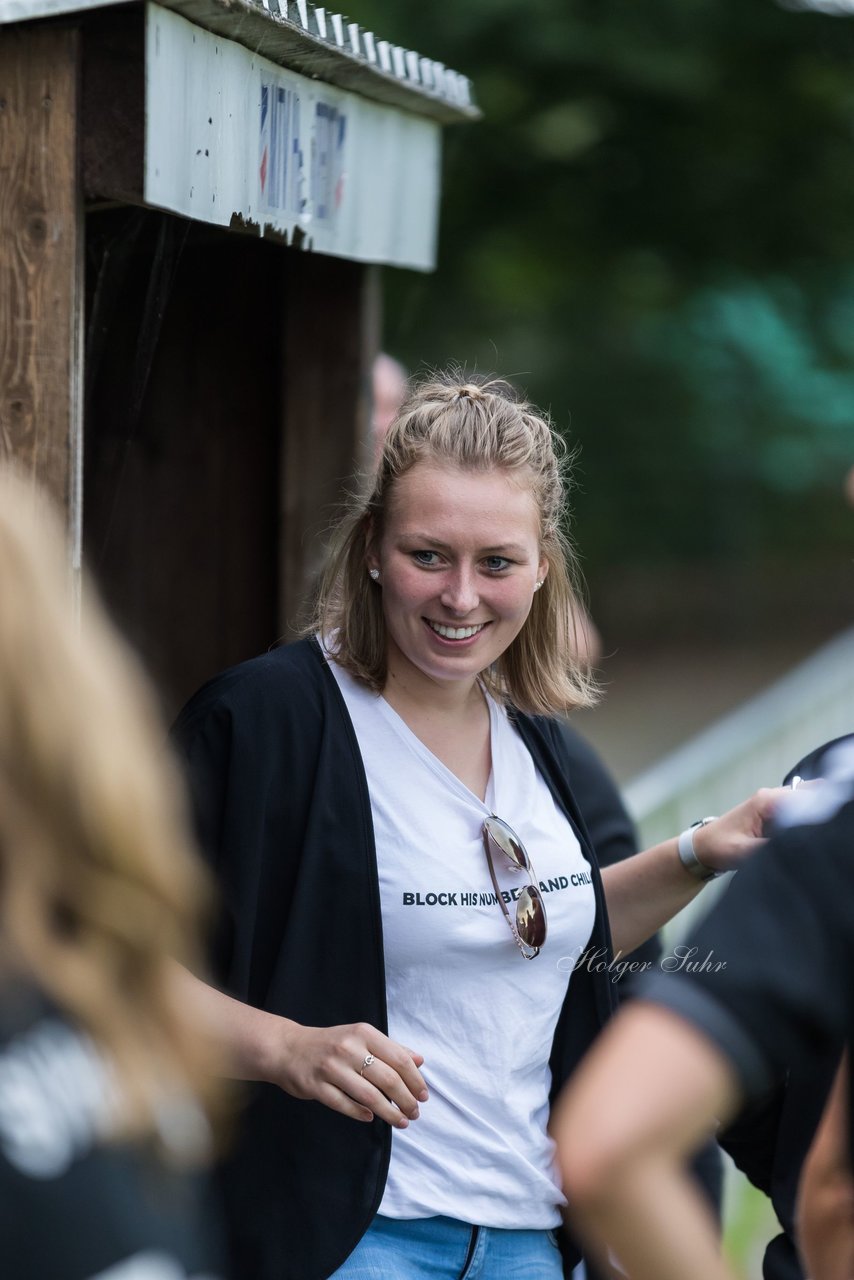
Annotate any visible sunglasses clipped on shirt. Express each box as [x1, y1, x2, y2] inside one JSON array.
[[482, 815, 548, 959]]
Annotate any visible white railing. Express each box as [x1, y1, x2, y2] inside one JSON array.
[[624, 627, 854, 935]]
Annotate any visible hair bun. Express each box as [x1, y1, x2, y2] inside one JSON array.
[[452, 384, 486, 403]]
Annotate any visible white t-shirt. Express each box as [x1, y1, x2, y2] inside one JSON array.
[[328, 658, 597, 1229]]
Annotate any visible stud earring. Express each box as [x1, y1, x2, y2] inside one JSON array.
[[534, 580, 543, 591], [369, 568, 380, 582]]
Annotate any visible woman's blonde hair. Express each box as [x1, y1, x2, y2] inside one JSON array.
[[0, 466, 221, 1154], [314, 369, 598, 716]]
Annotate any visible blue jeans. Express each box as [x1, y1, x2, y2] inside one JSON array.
[[328, 1214, 564, 1279]]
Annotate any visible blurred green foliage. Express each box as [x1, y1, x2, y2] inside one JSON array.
[[349, 0, 854, 598]]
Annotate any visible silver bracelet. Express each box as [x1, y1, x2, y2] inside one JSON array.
[[677, 817, 719, 882]]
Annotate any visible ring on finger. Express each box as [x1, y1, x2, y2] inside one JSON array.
[[359, 1053, 375, 1077]]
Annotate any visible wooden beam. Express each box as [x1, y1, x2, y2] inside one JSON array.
[[81, 9, 144, 206], [279, 253, 378, 635], [0, 22, 83, 555]]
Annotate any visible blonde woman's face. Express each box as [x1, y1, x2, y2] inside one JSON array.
[[367, 462, 548, 694]]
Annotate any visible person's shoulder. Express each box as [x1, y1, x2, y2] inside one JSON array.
[[546, 719, 604, 773], [173, 638, 329, 738], [776, 792, 854, 881], [712, 794, 854, 948], [0, 979, 55, 1048], [766, 789, 854, 861], [511, 708, 582, 763], [507, 709, 583, 788], [222, 636, 326, 696], [0, 980, 110, 1173], [774, 741, 854, 838]]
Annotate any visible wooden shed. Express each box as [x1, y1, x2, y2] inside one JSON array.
[[0, 0, 476, 712]]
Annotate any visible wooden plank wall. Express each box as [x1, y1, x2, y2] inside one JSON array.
[[0, 23, 83, 549]]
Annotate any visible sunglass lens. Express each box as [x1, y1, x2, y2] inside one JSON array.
[[484, 817, 530, 872], [516, 885, 547, 948]]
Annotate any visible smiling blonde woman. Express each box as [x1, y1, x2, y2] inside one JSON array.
[[173, 369, 783, 1280]]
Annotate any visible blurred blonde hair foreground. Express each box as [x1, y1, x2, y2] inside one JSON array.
[[0, 466, 222, 1153]]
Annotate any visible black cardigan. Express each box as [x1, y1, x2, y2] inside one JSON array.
[[173, 638, 617, 1280]]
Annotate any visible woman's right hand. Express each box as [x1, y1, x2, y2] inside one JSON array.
[[264, 1018, 428, 1128], [173, 968, 427, 1128]]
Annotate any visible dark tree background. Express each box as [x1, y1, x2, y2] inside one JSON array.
[[350, 0, 854, 646]]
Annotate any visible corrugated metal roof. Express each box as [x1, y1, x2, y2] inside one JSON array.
[[0, 0, 480, 124]]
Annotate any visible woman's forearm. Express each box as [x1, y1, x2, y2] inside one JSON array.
[[171, 963, 292, 1081], [601, 839, 703, 956]]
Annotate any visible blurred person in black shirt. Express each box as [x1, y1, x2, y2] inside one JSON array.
[[553, 738, 854, 1280], [0, 467, 226, 1280]]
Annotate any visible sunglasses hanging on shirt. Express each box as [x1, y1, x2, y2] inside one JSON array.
[[482, 815, 548, 959]]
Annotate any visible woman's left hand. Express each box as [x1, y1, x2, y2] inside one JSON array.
[[692, 787, 787, 874]]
